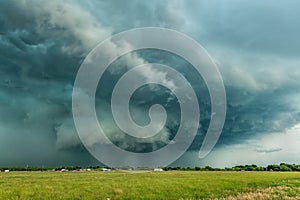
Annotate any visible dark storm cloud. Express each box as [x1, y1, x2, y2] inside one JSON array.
[[0, 0, 109, 166], [0, 0, 299, 166]]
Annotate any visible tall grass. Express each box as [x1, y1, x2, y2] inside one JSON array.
[[0, 171, 299, 199]]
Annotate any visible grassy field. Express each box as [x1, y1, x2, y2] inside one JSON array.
[[0, 171, 300, 200]]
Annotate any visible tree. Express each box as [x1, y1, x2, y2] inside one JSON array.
[[280, 164, 292, 171], [267, 164, 280, 171]]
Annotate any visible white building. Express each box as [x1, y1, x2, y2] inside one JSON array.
[[102, 168, 111, 172]]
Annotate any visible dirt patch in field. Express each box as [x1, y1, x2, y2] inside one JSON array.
[[216, 185, 300, 200], [113, 188, 124, 195]]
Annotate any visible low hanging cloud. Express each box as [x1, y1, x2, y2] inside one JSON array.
[[179, 124, 300, 168], [0, 0, 299, 166]]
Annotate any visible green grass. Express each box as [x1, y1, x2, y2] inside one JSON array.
[[0, 171, 300, 199]]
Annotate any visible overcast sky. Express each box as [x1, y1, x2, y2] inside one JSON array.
[[0, 0, 299, 167]]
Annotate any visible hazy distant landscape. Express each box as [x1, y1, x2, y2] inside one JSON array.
[[1, 163, 300, 172]]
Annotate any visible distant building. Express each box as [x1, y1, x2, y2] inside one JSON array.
[[154, 168, 163, 172]]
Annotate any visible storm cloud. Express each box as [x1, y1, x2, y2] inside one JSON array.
[[0, 0, 299, 167]]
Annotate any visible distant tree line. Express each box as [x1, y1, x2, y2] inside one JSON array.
[[0, 166, 106, 172], [1, 163, 300, 172], [162, 163, 300, 172]]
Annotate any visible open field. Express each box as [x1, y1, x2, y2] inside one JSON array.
[[0, 171, 300, 200]]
